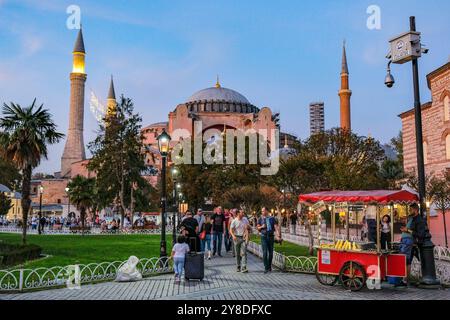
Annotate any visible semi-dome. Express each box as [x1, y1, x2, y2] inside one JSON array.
[[187, 86, 250, 104]]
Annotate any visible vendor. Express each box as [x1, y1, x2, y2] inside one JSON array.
[[364, 205, 377, 243], [380, 214, 391, 250]]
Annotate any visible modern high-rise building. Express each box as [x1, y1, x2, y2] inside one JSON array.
[[309, 102, 325, 135]]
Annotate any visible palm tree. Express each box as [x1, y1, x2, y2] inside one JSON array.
[[67, 175, 96, 235], [0, 100, 63, 244]]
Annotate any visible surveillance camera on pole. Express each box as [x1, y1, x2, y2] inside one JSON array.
[[385, 16, 439, 288]]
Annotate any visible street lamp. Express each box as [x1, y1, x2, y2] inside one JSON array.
[[157, 129, 171, 259], [171, 167, 179, 245], [38, 186, 44, 235], [65, 187, 71, 219], [385, 16, 439, 286]]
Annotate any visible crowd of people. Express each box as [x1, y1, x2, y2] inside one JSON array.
[[172, 206, 282, 280]]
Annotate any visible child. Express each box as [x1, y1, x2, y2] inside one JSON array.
[[171, 235, 190, 281]]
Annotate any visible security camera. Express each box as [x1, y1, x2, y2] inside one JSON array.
[[421, 48, 429, 54], [385, 72, 395, 88], [385, 61, 395, 88]]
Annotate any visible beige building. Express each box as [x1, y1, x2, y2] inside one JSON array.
[[1, 184, 23, 221]]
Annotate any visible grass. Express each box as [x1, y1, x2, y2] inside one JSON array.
[[0, 233, 172, 269], [250, 235, 315, 257]]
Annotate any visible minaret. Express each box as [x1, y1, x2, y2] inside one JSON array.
[[338, 41, 352, 131], [106, 75, 117, 118], [61, 28, 87, 178]]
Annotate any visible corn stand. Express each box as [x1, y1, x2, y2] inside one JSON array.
[[299, 190, 419, 291]]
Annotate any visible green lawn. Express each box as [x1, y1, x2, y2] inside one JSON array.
[[0, 233, 172, 269], [250, 235, 315, 257]]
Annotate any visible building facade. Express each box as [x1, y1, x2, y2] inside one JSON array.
[[400, 60, 450, 247], [400, 61, 450, 176], [309, 102, 325, 135]]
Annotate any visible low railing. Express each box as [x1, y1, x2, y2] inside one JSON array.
[[246, 241, 317, 274], [0, 257, 172, 292], [249, 237, 450, 285], [0, 226, 174, 235]]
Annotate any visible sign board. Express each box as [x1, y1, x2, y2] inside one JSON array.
[[334, 202, 348, 212], [389, 31, 421, 64], [311, 201, 327, 215], [321, 250, 331, 265]]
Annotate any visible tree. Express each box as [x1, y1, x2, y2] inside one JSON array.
[[0, 192, 12, 216], [379, 159, 404, 189], [390, 131, 403, 166], [429, 172, 450, 248], [67, 175, 96, 235], [176, 133, 270, 209], [305, 129, 386, 190], [223, 185, 281, 214], [88, 96, 149, 226], [0, 158, 21, 190], [0, 100, 63, 244]]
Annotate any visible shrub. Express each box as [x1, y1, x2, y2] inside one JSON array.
[[0, 243, 42, 267]]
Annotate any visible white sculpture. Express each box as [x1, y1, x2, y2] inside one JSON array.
[[115, 256, 142, 282]]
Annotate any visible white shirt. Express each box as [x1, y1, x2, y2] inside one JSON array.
[[194, 214, 205, 232], [230, 217, 249, 236], [172, 243, 190, 259]]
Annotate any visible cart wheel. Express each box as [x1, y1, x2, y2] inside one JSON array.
[[315, 266, 338, 286], [339, 261, 366, 292]]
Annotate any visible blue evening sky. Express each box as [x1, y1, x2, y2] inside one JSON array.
[[1, 0, 449, 173]]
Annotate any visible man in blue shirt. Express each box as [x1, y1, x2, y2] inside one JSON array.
[[398, 203, 420, 287], [257, 207, 279, 273]]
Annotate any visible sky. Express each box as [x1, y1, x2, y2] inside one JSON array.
[[1, 0, 450, 174]]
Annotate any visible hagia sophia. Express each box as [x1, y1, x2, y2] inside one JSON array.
[[4, 27, 353, 220]]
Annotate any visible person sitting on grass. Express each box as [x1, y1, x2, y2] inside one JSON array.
[[171, 235, 190, 282]]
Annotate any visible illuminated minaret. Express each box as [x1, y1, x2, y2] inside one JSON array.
[[61, 28, 87, 178], [338, 41, 352, 131]]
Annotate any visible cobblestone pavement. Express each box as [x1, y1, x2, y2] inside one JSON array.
[[1, 252, 449, 300]]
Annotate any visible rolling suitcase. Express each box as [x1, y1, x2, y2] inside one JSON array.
[[184, 237, 204, 281]]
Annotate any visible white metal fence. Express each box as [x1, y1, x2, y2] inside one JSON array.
[[0, 257, 172, 292], [0, 226, 174, 235]]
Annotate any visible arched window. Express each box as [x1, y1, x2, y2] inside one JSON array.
[[423, 141, 428, 164], [446, 135, 450, 160], [445, 96, 450, 121]]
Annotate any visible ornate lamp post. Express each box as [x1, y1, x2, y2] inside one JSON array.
[[385, 16, 439, 286], [157, 129, 171, 259], [171, 167, 179, 245], [38, 186, 44, 234], [65, 187, 71, 219]]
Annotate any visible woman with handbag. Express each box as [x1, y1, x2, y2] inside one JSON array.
[[200, 215, 213, 260]]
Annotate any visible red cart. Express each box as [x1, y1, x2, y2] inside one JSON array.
[[299, 190, 418, 291]]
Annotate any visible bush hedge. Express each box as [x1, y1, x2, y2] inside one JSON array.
[[0, 243, 42, 267]]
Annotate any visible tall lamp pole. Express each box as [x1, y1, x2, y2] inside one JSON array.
[[157, 129, 171, 260], [38, 186, 44, 235], [385, 16, 439, 286], [65, 187, 71, 219], [171, 167, 179, 245]]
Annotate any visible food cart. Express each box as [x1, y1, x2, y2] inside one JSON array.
[[299, 190, 418, 291]]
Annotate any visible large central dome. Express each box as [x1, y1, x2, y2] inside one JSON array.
[[181, 80, 259, 114], [187, 86, 250, 104]]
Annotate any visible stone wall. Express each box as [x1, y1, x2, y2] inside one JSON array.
[[401, 63, 450, 177]]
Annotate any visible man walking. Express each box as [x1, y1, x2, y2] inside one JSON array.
[[289, 210, 298, 235], [230, 209, 251, 273], [257, 207, 279, 273], [211, 206, 226, 257], [194, 209, 205, 236]]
